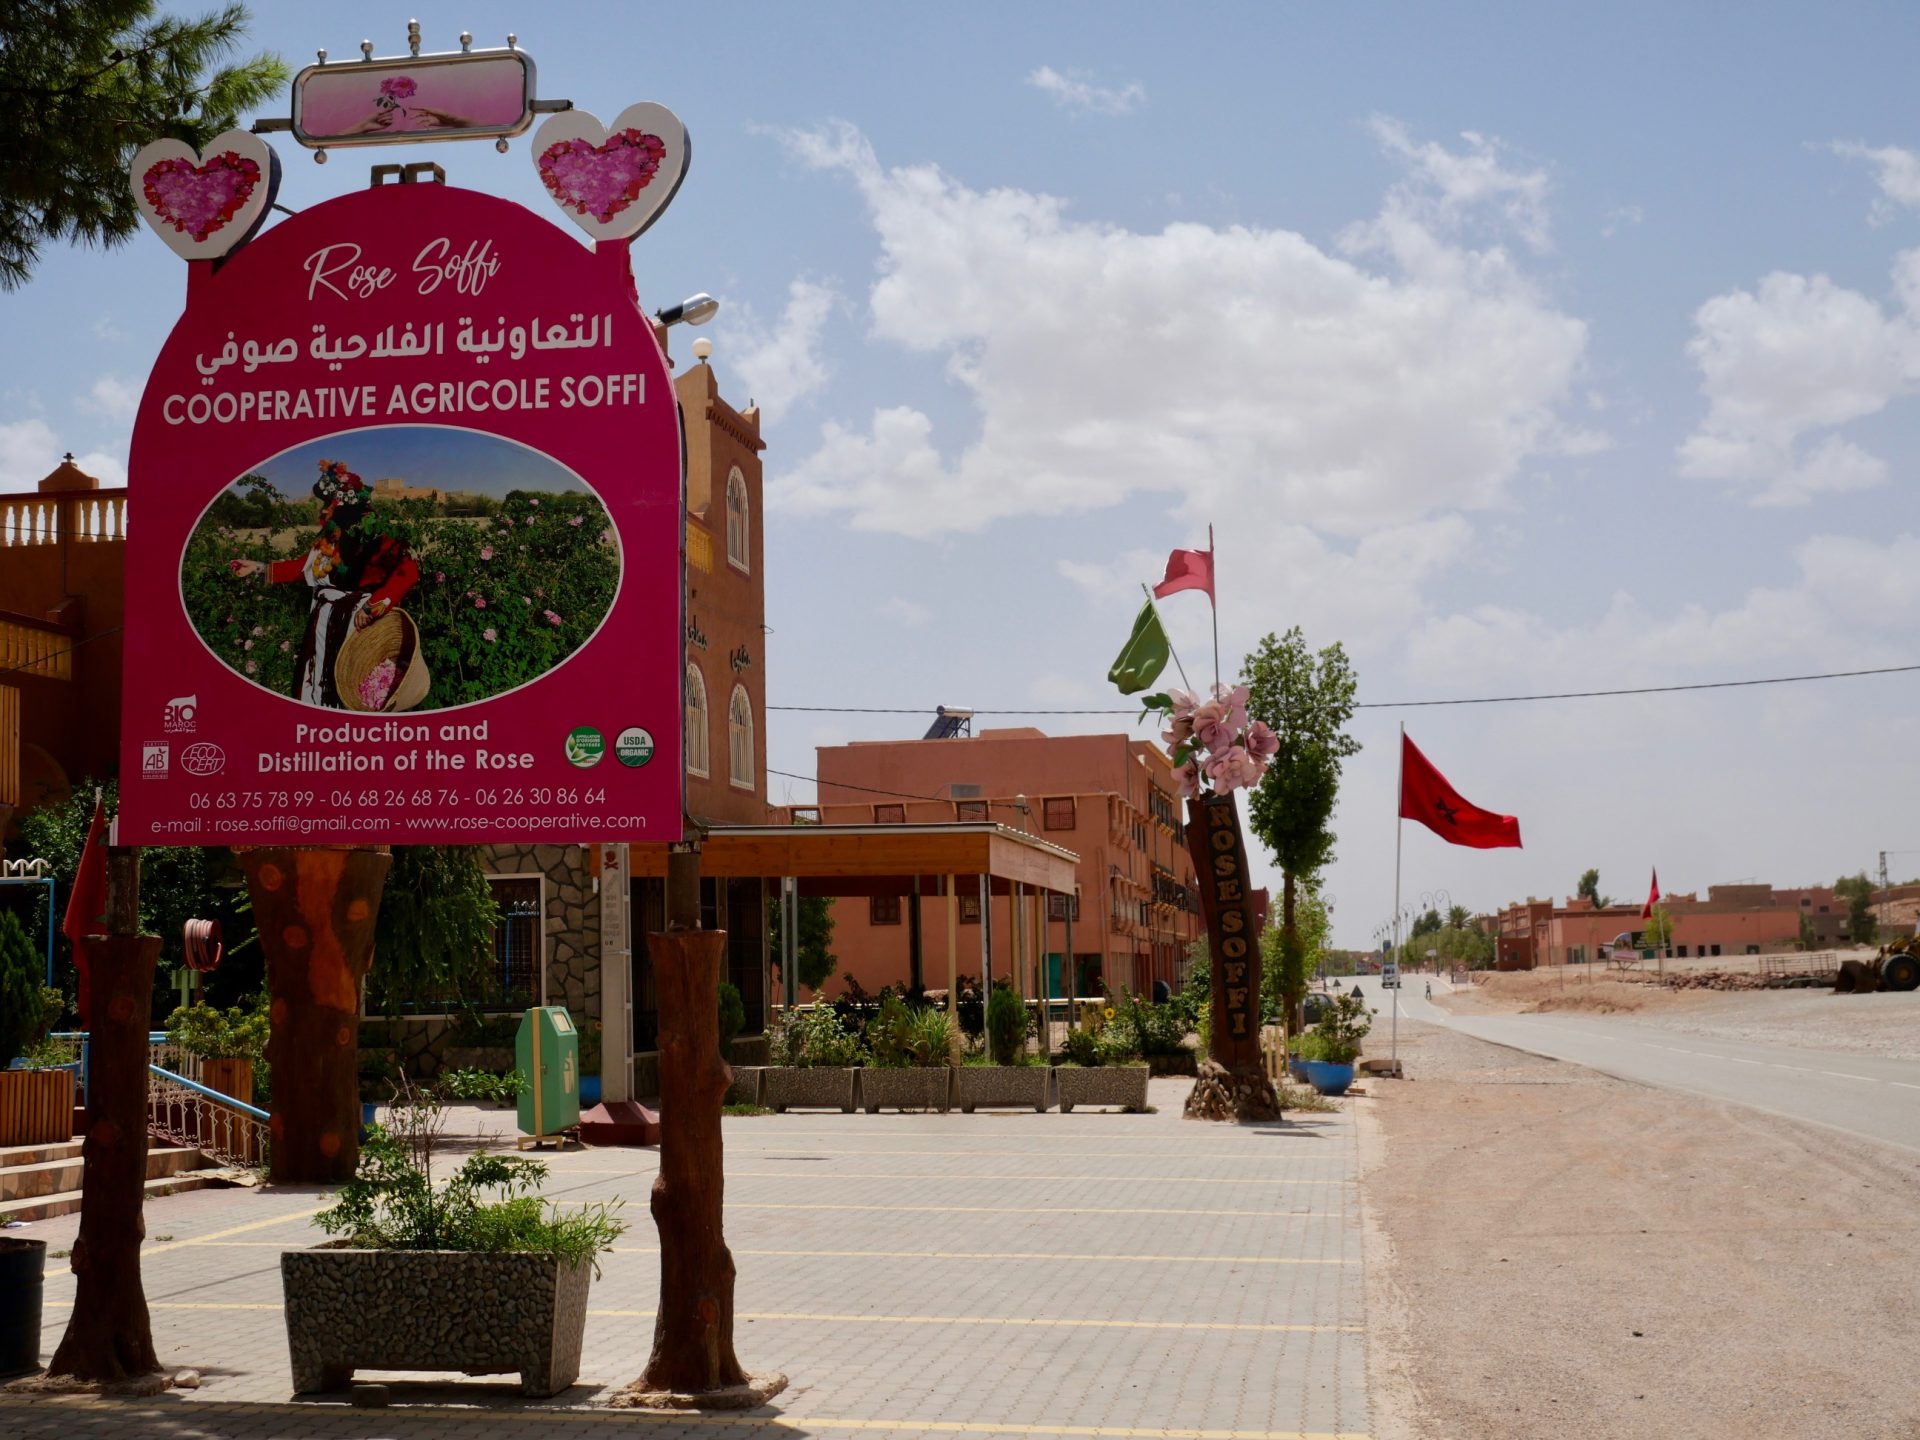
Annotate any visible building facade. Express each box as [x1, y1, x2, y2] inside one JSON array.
[[1494, 883, 1847, 967], [792, 727, 1203, 999]]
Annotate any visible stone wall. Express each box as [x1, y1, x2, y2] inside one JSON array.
[[481, 842, 601, 1022]]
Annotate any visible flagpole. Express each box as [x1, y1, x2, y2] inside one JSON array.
[[1140, 583, 1194, 694], [1208, 524, 1220, 697], [1391, 721, 1404, 1077]]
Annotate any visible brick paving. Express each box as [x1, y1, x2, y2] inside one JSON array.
[[1, 1079, 1371, 1439]]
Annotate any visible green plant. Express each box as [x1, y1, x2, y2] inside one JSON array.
[[1310, 992, 1372, 1066], [717, 981, 745, 1060], [985, 982, 1028, 1066], [364, 848, 502, 1014], [870, 997, 958, 1068], [769, 1006, 863, 1068], [1106, 989, 1192, 1058], [438, 1067, 524, 1105], [17, 1033, 79, 1069], [317, 1079, 623, 1274], [769, 893, 839, 994], [1060, 1027, 1102, 1066], [0, 911, 46, 1067], [165, 996, 269, 1062]]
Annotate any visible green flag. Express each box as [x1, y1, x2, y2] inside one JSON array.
[[1108, 601, 1171, 695]]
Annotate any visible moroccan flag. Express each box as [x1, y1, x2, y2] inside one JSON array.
[[61, 793, 109, 1023], [1108, 601, 1170, 695], [1151, 546, 1214, 602], [1398, 733, 1522, 849], [1640, 868, 1661, 920]]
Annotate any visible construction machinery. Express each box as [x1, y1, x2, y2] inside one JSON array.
[[1833, 937, 1920, 994]]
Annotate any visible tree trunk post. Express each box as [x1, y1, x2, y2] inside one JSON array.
[[1182, 795, 1282, 1123], [47, 847, 161, 1384], [638, 925, 748, 1395], [238, 847, 391, 1184]]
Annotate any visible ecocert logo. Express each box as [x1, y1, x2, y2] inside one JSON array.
[[181, 742, 225, 777]]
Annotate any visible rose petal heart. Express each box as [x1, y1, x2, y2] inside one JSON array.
[[141, 151, 261, 243], [536, 129, 667, 226]]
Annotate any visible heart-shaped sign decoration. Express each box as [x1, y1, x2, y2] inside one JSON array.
[[129, 129, 281, 261], [529, 103, 690, 243]]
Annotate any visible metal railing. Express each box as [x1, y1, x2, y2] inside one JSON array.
[[147, 1065, 270, 1170]]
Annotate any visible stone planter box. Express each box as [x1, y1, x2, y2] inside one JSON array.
[[727, 1065, 765, 1107], [860, 1067, 951, 1113], [1055, 1065, 1150, 1113], [955, 1065, 1051, 1113], [763, 1066, 857, 1113], [0, 1067, 74, 1147], [281, 1245, 591, 1397]]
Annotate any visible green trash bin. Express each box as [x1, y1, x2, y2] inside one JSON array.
[[515, 1006, 581, 1142]]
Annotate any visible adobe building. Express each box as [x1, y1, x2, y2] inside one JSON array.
[[1494, 882, 1848, 967], [788, 727, 1203, 1000]]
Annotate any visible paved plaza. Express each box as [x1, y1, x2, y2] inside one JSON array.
[[2, 1080, 1370, 1440]]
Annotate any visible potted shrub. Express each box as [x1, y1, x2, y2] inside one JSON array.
[[1054, 1021, 1150, 1114], [164, 996, 269, 1105], [0, 916, 73, 1147], [1106, 990, 1197, 1076], [716, 983, 762, 1106], [862, 995, 956, 1113], [955, 984, 1050, 1113], [282, 1081, 622, 1397], [1299, 992, 1370, 1097], [762, 1007, 862, 1112]]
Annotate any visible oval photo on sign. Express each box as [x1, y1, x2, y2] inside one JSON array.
[[178, 424, 621, 713]]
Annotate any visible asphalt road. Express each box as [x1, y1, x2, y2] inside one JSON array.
[[1361, 978, 1920, 1157]]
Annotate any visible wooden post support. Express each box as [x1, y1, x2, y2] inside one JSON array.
[[239, 847, 391, 1184], [48, 847, 161, 1384], [1181, 795, 1281, 1123]]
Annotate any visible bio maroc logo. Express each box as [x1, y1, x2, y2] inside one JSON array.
[[564, 725, 605, 768], [181, 742, 226, 777], [164, 694, 198, 733]]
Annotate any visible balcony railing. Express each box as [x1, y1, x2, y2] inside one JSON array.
[[0, 489, 128, 548], [0, 610, 75, 680]]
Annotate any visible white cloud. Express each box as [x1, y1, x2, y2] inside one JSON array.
[[1678, 258, 1920, 505], [1829, 141, 1920, 223], [878, 595, 931, 628], [79, 375, 139, 423], [726, 278, 837, 424], [1601, 204, 1645, 238], [1359, 116, 1552, 254], [0, 417, 125, 492], [1025, 65, 1145, 118], [770, 120, 1593, 540]]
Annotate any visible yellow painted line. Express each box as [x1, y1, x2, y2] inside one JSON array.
[[148, 1241, 1357, 1265], [42, 1301, 1360, 1333], [728, 1172, 1352, 1186], [145, 1205, 325, 1251], [0, 1397, 1368, 1439], [697, 1202, 1339, 1217]]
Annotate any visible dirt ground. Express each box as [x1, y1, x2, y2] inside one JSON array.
[[1443, 967, 1920, 1060], [1358, 1017, 1920, 1440]]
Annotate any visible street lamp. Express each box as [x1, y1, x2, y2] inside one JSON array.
[[655, 292, 720, 327]]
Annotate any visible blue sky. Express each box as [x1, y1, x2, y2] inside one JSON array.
[[237, 426, 589, 500], [8, 3, 1920, 944]]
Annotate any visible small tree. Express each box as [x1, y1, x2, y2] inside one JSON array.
[[769, 894, 838, 994], [1643, 904, 1677, 953], [1577, 869, 1610, 908], [1835, 873, 1879, 945], [0, 910, 44, 1065], [369, 847, 501, 1008], [985, 983, 1026, 1065]]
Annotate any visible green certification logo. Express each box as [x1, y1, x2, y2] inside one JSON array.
[[614, 726, 655, 768], [565, 725, 605, 768]]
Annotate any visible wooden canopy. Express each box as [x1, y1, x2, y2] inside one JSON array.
[[627, 822, 1079, 898]]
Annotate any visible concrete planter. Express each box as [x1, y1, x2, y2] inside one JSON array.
[[727, 1065, 765, 1107], [860, 1067, 952, 1114], [955, 1065, 1051, 1113], [762, 1066, 857, 1113], [281, 1245, 591, 1397], [1146, 1049, 1198, 1077], [1055, 1065, 1150, 1113]]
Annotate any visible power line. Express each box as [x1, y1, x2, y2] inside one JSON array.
[[766, 660, 1920, 717]]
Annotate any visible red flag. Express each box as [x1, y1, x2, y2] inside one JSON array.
[[61, 793, 108, 1024], [1640, 868, 1661, 920], [1398, 733, 1522, 849], [1151, 546, 1214, 601]]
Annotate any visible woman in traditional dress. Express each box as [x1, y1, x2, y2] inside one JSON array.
[[227, 459, 420, 708]]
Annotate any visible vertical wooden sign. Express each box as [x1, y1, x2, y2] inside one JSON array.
[[1185, 793, 1261, 1070]]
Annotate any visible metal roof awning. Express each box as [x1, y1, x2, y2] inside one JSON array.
[[628, 822, 1079, 899]]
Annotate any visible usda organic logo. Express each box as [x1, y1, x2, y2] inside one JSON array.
[[615, 726, 655, 768], [564, 726, 605, 768]]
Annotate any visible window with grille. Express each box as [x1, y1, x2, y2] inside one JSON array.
[[685, 664, 709, 777], [955, 800, 988, 821], [1047, 892, 1081, 922], [870, 895, 902, 926], [1042, 796, 1076, 831], [728, 685, 754, 790], [959, 894, 982, 924], [874, 803, 906, 823], [725, 468, 749, 571]]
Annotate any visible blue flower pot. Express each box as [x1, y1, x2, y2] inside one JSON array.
[[1287, 1056, 1309, 1082], [1299, 1059, 1356, 1097], [359, 1102, 378, 1141], [578, 1076, 601, 1107]]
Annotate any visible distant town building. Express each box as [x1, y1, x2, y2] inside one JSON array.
[[1493, 882, 1853, 968], [371, 476, 445, 504]]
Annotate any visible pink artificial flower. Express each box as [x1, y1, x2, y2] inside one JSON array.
[[379, 76, 417, 101], [482, 627, 497, 642], [1173, 757, 1202, 800], [1245, 719, 1279, 761], [543, 609, 562, 626], [480, 546, 494, 560], [1205, 744, 1263, 793], [474, 596, 487, 609]]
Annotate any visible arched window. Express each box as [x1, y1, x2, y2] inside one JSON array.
[[685, 664, 709, 778], [725, 468, 749, 572], [728, 684, 754, 790]]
